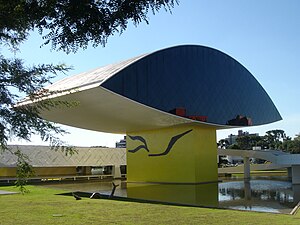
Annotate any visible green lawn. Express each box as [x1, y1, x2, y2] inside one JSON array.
[[0, 185, 300, 225]]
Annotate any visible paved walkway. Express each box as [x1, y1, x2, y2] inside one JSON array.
[[0, 190, 18, 195]]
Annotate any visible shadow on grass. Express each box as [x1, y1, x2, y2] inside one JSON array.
[[56, 191, 218, 209]]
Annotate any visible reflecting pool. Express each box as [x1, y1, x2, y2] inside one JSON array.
[[125, 180, 298, 213], [218, 180, 296, 213], [41, 179, 300, 214]]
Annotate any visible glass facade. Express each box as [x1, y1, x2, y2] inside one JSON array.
[[102, 45, 281, 126]]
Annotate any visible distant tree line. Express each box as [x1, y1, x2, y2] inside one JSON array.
[[218, 129, 300, 154]]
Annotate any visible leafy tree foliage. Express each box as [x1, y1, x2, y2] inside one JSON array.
[[225, 129, 300, 155], [1, 0, 178, 53], [264, 129, 288, 149], [225, 135, 266, 150], [14, 149, 35, 194], [217, 139, 230, 149], [228, 143, 240, 149], [282, 134, 300, 153], [0, 57, 72, 149], [234, 135, 263, 150], [0, 51, 75, 191], [0, 0, 178, 192]]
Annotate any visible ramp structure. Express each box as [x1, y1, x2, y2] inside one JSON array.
[[19, 45, 281, 184]]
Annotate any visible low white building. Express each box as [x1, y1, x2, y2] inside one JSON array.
[[0, 145, 126, 179]]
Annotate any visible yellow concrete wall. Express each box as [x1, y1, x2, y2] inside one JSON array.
[[0, 167, 76, 177], [0, 168, 17, 177], [34, 167, 76, 176], [127, 125, 217, 183]]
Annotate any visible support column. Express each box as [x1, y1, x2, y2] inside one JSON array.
[[292, 165, 300, 184], [288, 167, 292, 179], [112, 165, 121, 179], [243, 157, 250, 180]]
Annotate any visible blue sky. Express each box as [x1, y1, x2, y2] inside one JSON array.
[[7, 0, 300, 147]]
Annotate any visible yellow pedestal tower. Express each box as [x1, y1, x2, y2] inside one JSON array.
[[127, 124, 217, 184]]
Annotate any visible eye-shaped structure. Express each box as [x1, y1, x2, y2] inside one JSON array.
[[37, 45, 281, 133]]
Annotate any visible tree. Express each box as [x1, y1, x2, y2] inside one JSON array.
[[292, 135, 300, 153], [228, 143, 240, 149], [0, 0, 178, 192], [217, 139, 230, 149], [1, 0, 178, 53], [235, 135, 264, 150], [282, 134, 300, 154], [265, 129, 287, 149]]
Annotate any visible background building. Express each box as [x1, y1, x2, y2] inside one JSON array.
[[116, 136, 126, 148], [0, 145, 126, 182]]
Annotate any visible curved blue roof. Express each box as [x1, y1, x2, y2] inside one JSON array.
[[101, 45, 281, 126]]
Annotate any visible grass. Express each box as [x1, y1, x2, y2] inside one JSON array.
[[1, 185, 300, 225]]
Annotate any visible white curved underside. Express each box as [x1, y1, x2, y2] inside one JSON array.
[[38, 86, 227, 133]]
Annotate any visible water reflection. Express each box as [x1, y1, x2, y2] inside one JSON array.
[[127, 182, 218, 207], [126, 180, 297, 213], [292, 184, 300, 203], [41, 179, 300, 213], [218, 180, 295, 213]]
